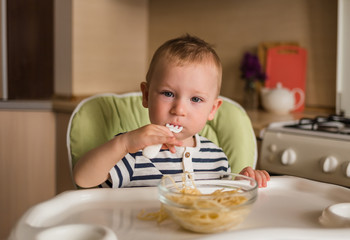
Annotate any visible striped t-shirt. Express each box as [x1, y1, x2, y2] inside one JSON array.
[[100, 134, 230, 188]]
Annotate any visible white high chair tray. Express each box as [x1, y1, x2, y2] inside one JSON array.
[[9, 176, 350, 240]]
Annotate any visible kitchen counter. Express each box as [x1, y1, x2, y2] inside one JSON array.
[[246, 107, 335, 137], [0, 100, 53, 110], [52, 98, 83, 113], [0, 97, 82, 113]]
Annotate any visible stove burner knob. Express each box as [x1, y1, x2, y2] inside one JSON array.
[[321, 156, 338, 173], [281, 148, 297, 165], [269, 144, 277, 152], [345, 162, 350, 178]]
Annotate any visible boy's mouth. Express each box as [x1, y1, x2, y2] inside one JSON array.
[[166, 123, 183, 133]]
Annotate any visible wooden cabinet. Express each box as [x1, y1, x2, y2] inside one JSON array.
[[55, 111, 76, 193], [0, 110, 56, 239], [6, 0, 54, 99]]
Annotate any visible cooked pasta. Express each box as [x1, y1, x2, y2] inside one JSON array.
[[137, 205, 168, 223], [138, 172, 252, 233]]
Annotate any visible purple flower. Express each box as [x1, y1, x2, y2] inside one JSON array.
[[240, 52, 266, 82]]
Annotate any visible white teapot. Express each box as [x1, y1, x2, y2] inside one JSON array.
[[260, 82, 305, 115]]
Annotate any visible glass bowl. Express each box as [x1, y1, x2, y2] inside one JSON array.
[[158, 172, 258, 233]]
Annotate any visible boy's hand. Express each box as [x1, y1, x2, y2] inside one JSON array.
[[123, 124, 183, 154], [239, 166, 270, 188]]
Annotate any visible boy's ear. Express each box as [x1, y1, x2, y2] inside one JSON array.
[[140, 82, 149, 108], [208, 98, 223, 121]]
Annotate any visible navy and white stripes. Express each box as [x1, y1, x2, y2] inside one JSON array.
[[101, 134, 230, 188]]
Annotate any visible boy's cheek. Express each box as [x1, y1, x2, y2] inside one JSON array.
[[148, 106, 167, 125]]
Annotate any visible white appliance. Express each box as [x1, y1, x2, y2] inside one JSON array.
[[259, 115, 350, 187]]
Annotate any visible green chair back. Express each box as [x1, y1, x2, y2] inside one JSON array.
[[67, 92, 257, 183]]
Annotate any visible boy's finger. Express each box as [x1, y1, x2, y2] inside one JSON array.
[[263, 170, 271, 180], [258, 171, 268, 187], [161, 139, 183, 151], [166, 137, 182, 146], [166, 145, 177, 153], [154, 124, 176, 137], [254, 171, 263, 188], [246, 167, 255, 179]]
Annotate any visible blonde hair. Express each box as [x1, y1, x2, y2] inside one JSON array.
[[146, 34, 222, 95]]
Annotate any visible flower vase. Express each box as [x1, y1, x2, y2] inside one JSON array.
[[243, 81, 258, 110]]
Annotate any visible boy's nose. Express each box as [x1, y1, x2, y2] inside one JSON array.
[[170, 99, 186, 116]]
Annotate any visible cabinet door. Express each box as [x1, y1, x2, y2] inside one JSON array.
[[0, 110, 55, 239], [6, 0, 54, 99]]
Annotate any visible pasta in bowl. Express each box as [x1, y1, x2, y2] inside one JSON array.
[[158, 172, 258, 233]]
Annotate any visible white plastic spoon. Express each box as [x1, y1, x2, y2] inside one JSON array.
[[142, 124, 183, 159]]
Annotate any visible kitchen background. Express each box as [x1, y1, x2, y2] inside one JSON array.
[[0, 0, 341, 239]]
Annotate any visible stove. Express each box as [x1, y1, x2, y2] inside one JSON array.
[[259, 115, 350, 187]]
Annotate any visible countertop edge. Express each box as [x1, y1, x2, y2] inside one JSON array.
[[0, 100, 53, 110], [0, 99, 82, 113]]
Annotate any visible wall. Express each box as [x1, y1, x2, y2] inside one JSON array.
[[55, 0, 149, 98], [149, 0, 337, 109], [54, 0, 337, 107]]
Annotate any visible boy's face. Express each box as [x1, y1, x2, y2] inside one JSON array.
[[141, 60, 222, 147]]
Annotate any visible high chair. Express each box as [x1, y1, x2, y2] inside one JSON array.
[[67, 92, 257, 186]]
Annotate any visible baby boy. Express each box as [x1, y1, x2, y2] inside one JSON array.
[[73, 34, 270, 188]]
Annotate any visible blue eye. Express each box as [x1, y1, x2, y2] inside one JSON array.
[[161, 91, 174, 98], [191, 97, 202, 103]]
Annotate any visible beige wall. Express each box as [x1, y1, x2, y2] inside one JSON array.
[[54, 0, 337, 107], [149, 0, 337, 109], [54, 0, 72, 97], [55, 0, 149, 97]]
